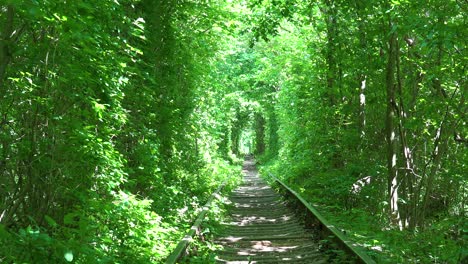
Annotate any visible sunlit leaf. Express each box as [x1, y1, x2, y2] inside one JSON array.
[[64, 251, 73, 262]]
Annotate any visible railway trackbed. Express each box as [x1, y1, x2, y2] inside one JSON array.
[[166, 158, 376, 264], [214, 160, 328, 264]]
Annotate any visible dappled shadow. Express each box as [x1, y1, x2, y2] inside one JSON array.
[[214, 159, 327, 263]]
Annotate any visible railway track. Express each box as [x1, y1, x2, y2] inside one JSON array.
[[166, 158, 375, 263], [214, 159, 328, 264]]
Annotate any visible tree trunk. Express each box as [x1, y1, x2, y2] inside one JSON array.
[[385, 26, 402, 229], [0, 5, 14, 94], [322, 0, 337, 106], [354, 1, 370, 148]]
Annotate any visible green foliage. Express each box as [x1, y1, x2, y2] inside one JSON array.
[[0, 0, 465, 263], [0, 0, 242, 263], [248, 0, 465, 262]]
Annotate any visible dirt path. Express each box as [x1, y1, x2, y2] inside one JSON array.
[[215, 159, 327, 263]]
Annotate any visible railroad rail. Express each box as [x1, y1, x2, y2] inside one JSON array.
[[165, 181, 226, 264], [270, 174, 376, 264], [215, 160, 327, 263], [167, 159, 376, 263]]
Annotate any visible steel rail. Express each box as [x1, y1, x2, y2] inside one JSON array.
[[270, 173, 376, 264], [165, 182, 227, 264]]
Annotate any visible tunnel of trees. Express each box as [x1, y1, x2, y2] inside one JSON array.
[[0, 0, 466, 263]]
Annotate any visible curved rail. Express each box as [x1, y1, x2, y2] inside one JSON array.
[[165, 182, 226, 264], [270, 173, 376, 264]]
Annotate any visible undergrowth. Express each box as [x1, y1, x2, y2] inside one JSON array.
[[0, 158, 242, 264], [258, 158, 466, 264]]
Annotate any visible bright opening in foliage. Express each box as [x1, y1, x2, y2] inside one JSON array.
[[239, 128, 254, 155]]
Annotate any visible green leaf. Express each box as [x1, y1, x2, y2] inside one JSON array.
[[64, 250, 73, 262], [44, 215, 58, 228], [0, 224, 9, 239]]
